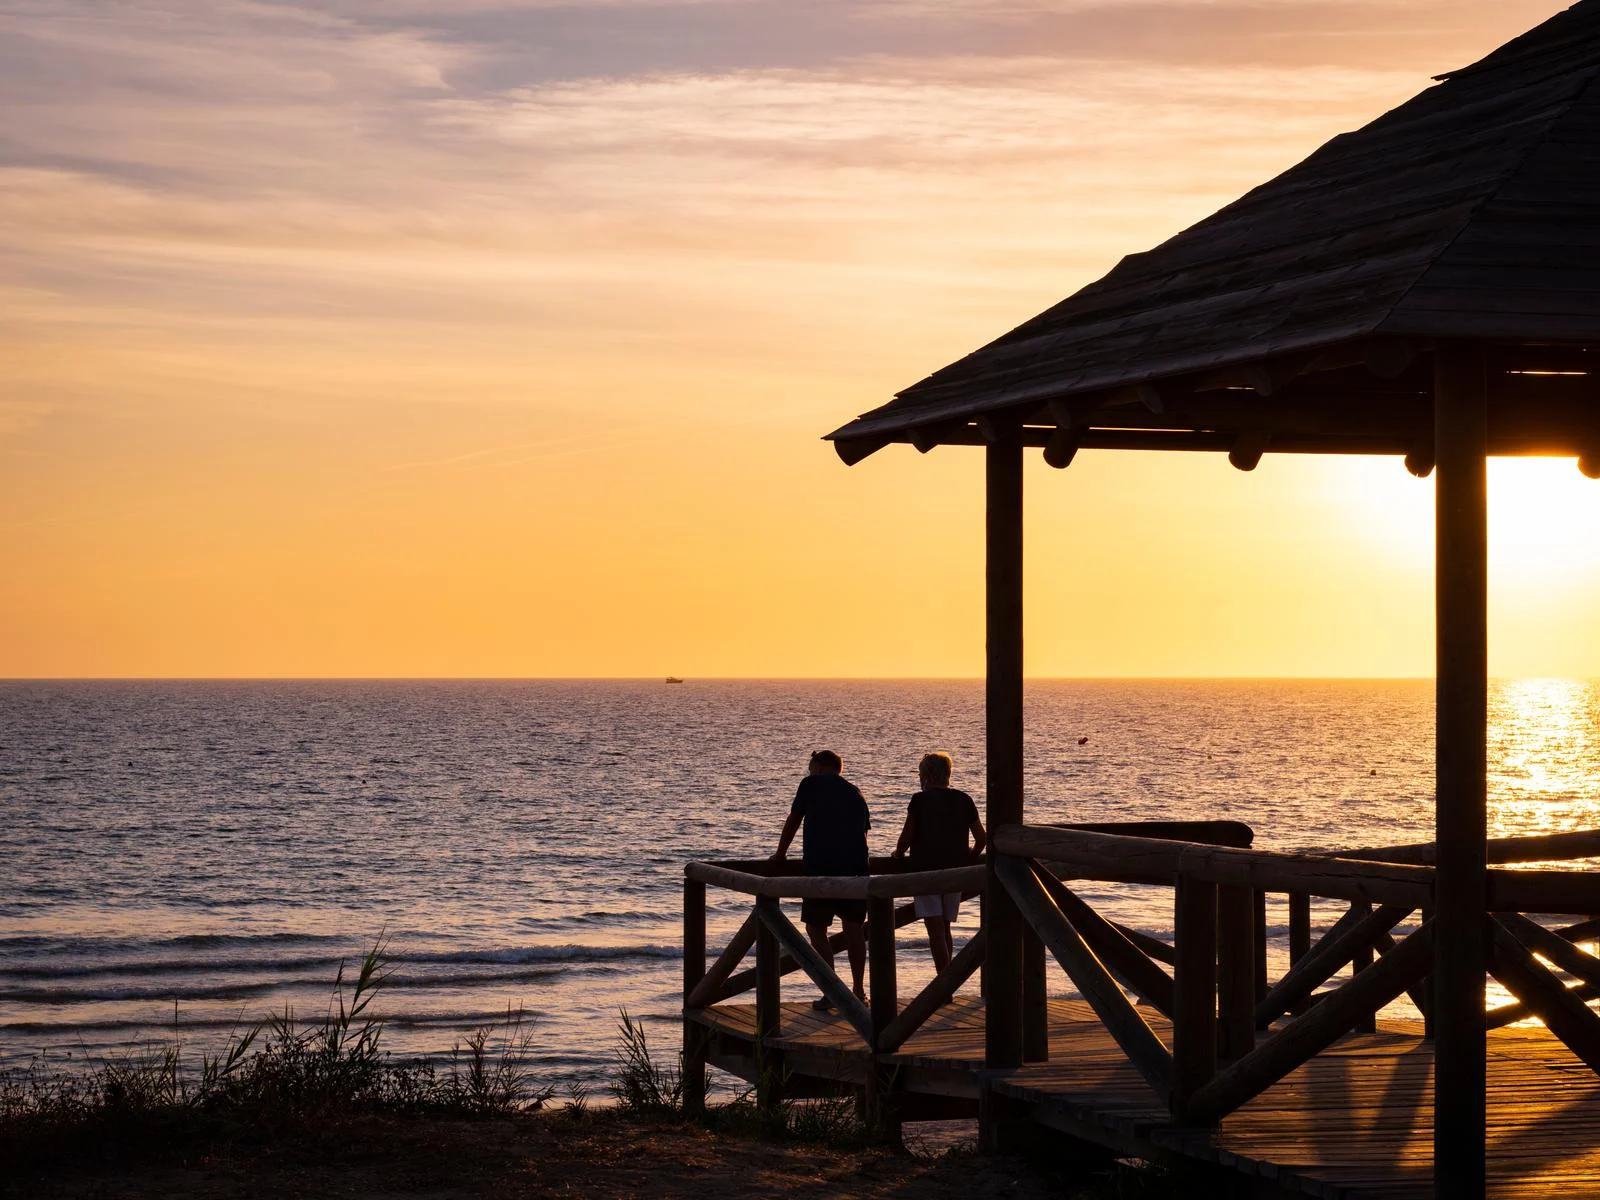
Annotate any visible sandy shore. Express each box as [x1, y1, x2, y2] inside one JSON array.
[[3, 1110, 1148, 1199]]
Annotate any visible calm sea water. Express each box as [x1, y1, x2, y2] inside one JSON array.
[[3, 679, 1599, 1093]]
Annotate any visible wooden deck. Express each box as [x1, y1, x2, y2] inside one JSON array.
[[691, 997, 1600, 1199]]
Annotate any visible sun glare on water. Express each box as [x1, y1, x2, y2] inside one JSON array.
[[1491, 678, 1600, 839]]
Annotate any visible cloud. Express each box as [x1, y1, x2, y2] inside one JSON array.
[[0, 0, 1569, 429]]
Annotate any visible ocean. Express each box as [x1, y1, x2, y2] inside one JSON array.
[[3, 679, 1598, 1096]]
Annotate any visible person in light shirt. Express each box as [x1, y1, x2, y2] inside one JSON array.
[[892, 752, 986, 973]]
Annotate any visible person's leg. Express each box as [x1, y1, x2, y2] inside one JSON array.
[[806, 919, 834, 969], [841, 919, 867, 999], [924, 915, 952, 973], [804, 902, 836, 1009]]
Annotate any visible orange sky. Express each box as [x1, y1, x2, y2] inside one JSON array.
[[4, 0, 1599, 679]]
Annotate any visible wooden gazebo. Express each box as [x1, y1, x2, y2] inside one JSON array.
[[823, 4, 1600, 1196]]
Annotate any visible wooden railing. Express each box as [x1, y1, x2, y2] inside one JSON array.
[[681, 854, 985, 1113], [681, 820, 1257, 1115], [991, 823, 1600, 1127]]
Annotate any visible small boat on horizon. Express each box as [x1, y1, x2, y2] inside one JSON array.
[[665, 676, 684, 684]]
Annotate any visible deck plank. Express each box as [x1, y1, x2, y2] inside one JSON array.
[[690, 995, 1600, 1196]]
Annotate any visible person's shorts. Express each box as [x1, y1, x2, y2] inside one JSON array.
[[913, 892, 962, 921], [801, 898, 867, 928]]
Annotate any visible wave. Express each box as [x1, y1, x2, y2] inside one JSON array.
[[0, 931, 346, 954], [1, 1005, 567, 1039], [405, 944, 681, 966], [0, 942, 683, 984]]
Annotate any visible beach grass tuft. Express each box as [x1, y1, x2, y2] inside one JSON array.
[[610, 1008, 683, 1113]]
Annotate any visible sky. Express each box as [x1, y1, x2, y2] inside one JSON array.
[[3, 0, 1599, 679]]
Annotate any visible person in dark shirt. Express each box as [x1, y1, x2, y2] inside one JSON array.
[[891, 752, 985, 973], [771, 749, 871, 1009]]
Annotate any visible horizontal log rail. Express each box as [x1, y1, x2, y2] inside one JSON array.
[[1340, 828, 1600, 866], [686, 860, 987, 901], [994, 825, 1434, 904]]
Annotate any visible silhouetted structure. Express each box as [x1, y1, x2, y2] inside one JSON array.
[[683, 6, 1600, 1197]]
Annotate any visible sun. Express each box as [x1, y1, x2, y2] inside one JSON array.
[[1488, 459, 1600, 582], [1334, 455, 1600, 589]]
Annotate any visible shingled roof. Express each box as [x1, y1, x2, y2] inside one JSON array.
[[828, 1, 1600, 466]]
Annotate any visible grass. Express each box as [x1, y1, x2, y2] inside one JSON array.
[[0, 938, 552, 1175]]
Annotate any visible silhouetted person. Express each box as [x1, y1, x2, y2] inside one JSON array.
[[771, 749, 870, 1009], [892, 752, 985, 974]]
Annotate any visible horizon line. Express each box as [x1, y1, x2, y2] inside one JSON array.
[[3, 675, 1592, 684]]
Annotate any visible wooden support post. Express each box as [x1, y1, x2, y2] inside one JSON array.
[[1218, 884, 1256, 1061], [867, 894, 901, 1139], [984, 436, 1025, 1082], [1434, 340, 1488, 1200], [1422, 903, 1436, 1039], [1289, 892, 1311, 965], [869, 895, 898, 1038], [1024, 934, 1049, 1062], [1173, 873, 1218, 1123], [1253, 889, 1269, 1006], [683, 878, 708, 1116], [755, 897, 785, 1112], [1351, 901, 1377, 1034]]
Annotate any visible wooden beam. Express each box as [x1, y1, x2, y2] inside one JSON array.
[[1488, 916, 1600, 1075], [1186, 920, 1435, 1125], [1487, 869, 1600, 914], [756, 898, 875, 1044], [1434, 339, 1489, 1200], [1035, 866, 1174, 1016], [985, 436, 1026, 1077], [1048, 819, 1254, 848], [686, 911, 758, 1008], [755, 898, 784, 1112], [1173, 874, 1218, 1123], [1340, 827, 1600, 866], [1228, 429, 1271, 472], [877, 928, 987, 1053], [1495, 911, 1600, 993], [994, 825, 1431, 904], [1218, 884, 1257, 1060], [995, 856, 1173, 1102], [683, 878, 708, 1116], [1255, 902, 1412, 1027], [1117, 923, 1176, 965], [869, 895, 897, 1047], [1488, 981, 1600, 1029], [833, 435, 889, 466], [1373, 926, 1433, 1023], [1043, 425, 1080, 469], [1406, 436, 1435, 478], [720, 900, 925, 1000], [1289, 892, 1312, 964]]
